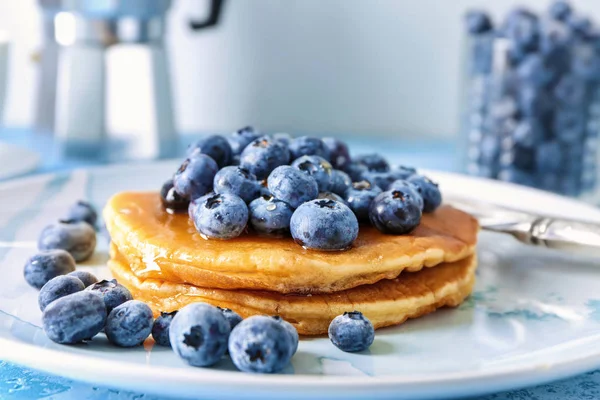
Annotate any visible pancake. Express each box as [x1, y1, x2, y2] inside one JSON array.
[[109, 248, 477, 335], [104, 192, 478, 294]]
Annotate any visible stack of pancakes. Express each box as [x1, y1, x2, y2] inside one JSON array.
[[104, 192, 479, 335]]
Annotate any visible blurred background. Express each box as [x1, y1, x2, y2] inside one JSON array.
[[1, 0, 600, 197]]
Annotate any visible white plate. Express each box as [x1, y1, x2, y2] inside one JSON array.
[[1, 161, 600, 400]]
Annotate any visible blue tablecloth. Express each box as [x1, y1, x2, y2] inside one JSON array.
[[1, 128, 599, 400]]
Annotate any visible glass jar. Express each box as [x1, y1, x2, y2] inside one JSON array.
[[462, 17, 600, 200]]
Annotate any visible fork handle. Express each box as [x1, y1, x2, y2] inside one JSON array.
[[530, 218, 600, 257]]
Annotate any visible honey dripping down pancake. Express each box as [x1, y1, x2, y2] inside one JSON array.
[[109, 247, 477, 336], [104, 192, 478, 294]]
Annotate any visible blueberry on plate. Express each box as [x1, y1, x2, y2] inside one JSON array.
[[187, 135, 232, 168], [291, 155, 334, 192], [228, 315, 294, 373], [152, 311, 178, 347], [37, 220, 97, 262], [249, 195, 294, 236], [549, 1, 572, 21], [369, 189, 422, 234], [105, 300, 154, 347], [160, 179, 189, 213], [85, 279, 133, 314], [42, 291, 107, 344], [38, 275, 85, 311], [65, 200, 97, 227], [213, 166, 261, 204], [344, 180, 382, 221], [67, 270, 98, 288], [227, 126, 260, 156], [389, 180, 424, 211], [24, 249, 76, 289], [354, 154, 389, 172], [290, 199, 359, 251], [344, 161, 369, 182], [288, 136, 330, 161], [239, 136, 290, 180], [271, 316, 299, 356], [464, 10, 493, 34], [191, 193, 249, 239], [173, 154, 219, 201], [218, 307, 243, 330], [267, 165, 318, 209], [169, 303, 231, 367], [407, 175, 442, 213], [328, 311, 374, 352], [322, 137, 351, 169], [329, 169, 352, 196]]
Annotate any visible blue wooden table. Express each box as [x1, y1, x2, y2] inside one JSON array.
[[1, 128, 600, 400]]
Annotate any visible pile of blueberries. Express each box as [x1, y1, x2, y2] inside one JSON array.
[[163, 126, 442, 251], [464, 1, 600, 197], [23, 194, 376, 373]]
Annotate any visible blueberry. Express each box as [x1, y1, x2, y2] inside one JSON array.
[[549, 1, 572, 21], [464, 10, 493, 34], [554, 74, 586, 106], [328, 311, 374, 352], [502, 8, 539, 51], [160, 179, 189, 213], [214, 166, 261, 204], [86, 279, 133, 314], [354, 154, 389, 172], [191, 193, 249, 239], [67, 270, 98, 287], [227, 126, 260, 156], [42, 291, 107, 344], [152, 311, 178, 347], [362, 169, 416, 191], [288, 136, 330, 161], [317, 192, 347, 205], [65, 200, 97, 227], [536, 141, 563, 173], [517, 54, 554, 87], [322, 137, 351, 169], [513, 119, 544, 148], [517, 87, 553, 118], [228, 315, 293, 373], [24, 250, 76, 289], [265, 165, 318, 209], [249, 195, 294, 236], [38, 221, 96, 262], [569, 16, 593, 39], [344, 161, 369, 181], [489, 97, 519, 121], [271, 316, 299, 356], [290, 199, 359, 251], [572, 45, 600, 81], [239, 136, 290, 180], [329, 169, 352, 196], [388, 180, 424, 211], [272, 132, 292, 147], [105, 300, 154, 347], [291, 155, 334, 192], [470, 36, 493, 75], [407, 175, 442, 213], [173, 154, 219, 201], [169, 303, 231, 367], [187, 135, 232, 168], [218, 307, 243, 330], [38, 275, 85, 311], [553, 109, 585, 143], [500, 145, 536, 171], [369, 189, 422, 234], [344, 180, 382, 221]]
